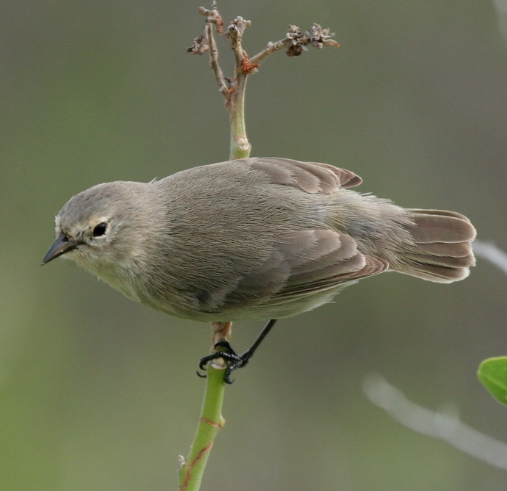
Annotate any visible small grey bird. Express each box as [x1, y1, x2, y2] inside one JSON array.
[[43, 158, 476, 379]]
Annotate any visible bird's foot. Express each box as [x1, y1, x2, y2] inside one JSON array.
[[197, 319, 278, 384], [198, 341, 251, 384]]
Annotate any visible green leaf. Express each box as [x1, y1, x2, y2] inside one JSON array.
[[478, 357, 507, 406]]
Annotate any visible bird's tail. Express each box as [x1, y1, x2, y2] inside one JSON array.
[[393, 209, 476, 283]]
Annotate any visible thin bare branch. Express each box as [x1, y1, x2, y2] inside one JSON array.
[[225, 16, 252, 74], [188, 3, 229, 100], [473, 240, 507, 276], [206, 23, 229, 98], [198, 2, 224, 34], [364, 373, 507, 471], [249, 23, 339, 64], [493, 0, 507, 49]]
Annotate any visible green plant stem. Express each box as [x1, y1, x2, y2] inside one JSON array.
[[178, 364, 226, 491], [229, 74, 251, 159]]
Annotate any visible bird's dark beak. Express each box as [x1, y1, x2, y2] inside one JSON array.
[[42, 233, 79, 265]]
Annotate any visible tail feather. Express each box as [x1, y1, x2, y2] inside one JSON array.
[[402, 262, 471, 283], [409, 209, 472, 221], [413, 241, 472, 258], [404, 252, 475, 269], [405, 211, 475, 244], [394, 209, 476, 283]]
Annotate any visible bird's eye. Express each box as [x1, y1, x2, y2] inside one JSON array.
[[92, 222, 108, 237]]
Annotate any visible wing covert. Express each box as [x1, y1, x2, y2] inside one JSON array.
[[248, 157, 362, 194]]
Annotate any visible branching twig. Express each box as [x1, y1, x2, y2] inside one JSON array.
[[188, 2, 339, 160]]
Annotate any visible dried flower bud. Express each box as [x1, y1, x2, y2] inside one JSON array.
[[305, 23, 337, 49], [286, 44, 304, 57], [187, 34, 209, 54]]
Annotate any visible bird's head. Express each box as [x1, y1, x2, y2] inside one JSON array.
[[42, 181, 158, 283]]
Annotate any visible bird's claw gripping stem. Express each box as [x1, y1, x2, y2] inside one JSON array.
[[198, 341, 250, 384], [197, 319, 278, 384]]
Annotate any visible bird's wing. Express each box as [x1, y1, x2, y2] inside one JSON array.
[[247, 157, 362, 193], [274, 230, 387, 298], [222, 229, 387, 312]]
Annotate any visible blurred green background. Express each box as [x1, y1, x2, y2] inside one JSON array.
[[1, 0, 507, 489]]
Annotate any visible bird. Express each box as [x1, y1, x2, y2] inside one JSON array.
[[43, 157, 476, 381]]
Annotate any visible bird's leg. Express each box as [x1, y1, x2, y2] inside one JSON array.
[[198, 319, 278, 383]]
